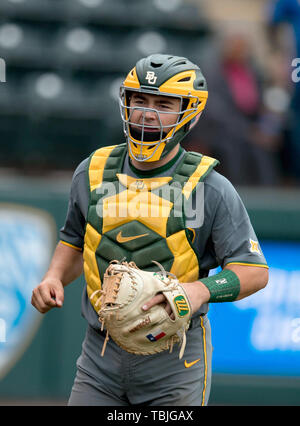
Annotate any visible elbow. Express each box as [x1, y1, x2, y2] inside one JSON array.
[[259, 268, 269, 290]]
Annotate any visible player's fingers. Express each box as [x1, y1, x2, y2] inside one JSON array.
[[165, 302, 175, 320], [50, 287, 64, 307], [165, 302, 172, 315], [142, 296, 175, 320], [39, 286, 58, 308], [142, 293, 165, 311], [31, 289, 51, 314]]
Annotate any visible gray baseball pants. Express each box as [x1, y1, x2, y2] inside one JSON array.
[[68, 314, 212, 406]]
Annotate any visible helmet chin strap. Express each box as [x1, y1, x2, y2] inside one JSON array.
[[129, 126, 167, 142]]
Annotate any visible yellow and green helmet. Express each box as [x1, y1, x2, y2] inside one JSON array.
[[119, 54, 208, 162]]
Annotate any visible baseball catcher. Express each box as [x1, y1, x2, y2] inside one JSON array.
[[32, 53, 269, 406]]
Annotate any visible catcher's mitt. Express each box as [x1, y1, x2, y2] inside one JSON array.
[[90, 260, 192, 359]]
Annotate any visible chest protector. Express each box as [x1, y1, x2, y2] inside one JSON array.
[[83, 143, 218, 312]]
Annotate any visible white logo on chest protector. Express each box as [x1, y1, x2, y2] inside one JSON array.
[[145, 71, 157, 84]]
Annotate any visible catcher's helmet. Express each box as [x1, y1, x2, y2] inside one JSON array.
[[119, 54, 208, 162]]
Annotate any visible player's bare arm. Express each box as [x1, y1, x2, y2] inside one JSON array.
[[31, 242, 83, 314], [224, 263, 268, 300]]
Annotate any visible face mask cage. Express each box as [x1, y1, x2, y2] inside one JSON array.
[[119, 86, 200, 161]]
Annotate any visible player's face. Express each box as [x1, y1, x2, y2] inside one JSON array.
[[129, 92, 181, 135]]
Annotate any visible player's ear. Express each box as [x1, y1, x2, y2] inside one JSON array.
[[190, 112, 202, 130]]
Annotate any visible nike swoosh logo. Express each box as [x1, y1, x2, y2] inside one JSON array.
[[184, 359, 201, 368], [116, 231, 149, 243]]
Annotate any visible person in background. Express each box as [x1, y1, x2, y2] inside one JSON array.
[[184, 30, 283, 186], [267, 0, 300, 184]]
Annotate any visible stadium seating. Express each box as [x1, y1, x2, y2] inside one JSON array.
[[51, 26, 114, 72], [63, 0, 132, 26], [116, 29, 185, 71], [0, 0, 210, 171], [0, 0, 64, 23], [0, 22, 48, 69]]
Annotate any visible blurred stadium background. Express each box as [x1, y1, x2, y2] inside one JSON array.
[[0, 0, 300, 406]]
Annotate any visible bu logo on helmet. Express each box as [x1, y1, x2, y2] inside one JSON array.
[[145, 71, 157, 85]]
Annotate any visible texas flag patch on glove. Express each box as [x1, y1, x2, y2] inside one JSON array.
[[146, 329, 166, 342]]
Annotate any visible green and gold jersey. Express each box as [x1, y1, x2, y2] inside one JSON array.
[[60, 144, 268, 329]]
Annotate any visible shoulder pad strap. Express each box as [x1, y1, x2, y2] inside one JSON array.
[[174, 151, 219, 200], [87, 144, 127, 192]]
